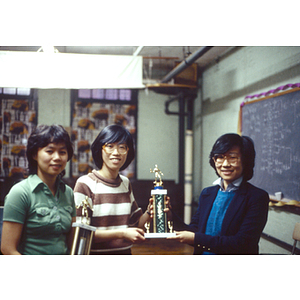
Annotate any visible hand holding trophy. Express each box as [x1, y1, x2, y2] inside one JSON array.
[[70, 196, 97, 255], [144, 165, 176, 238]]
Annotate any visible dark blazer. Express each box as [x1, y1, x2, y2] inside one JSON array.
[[173, 181, 269, 254]]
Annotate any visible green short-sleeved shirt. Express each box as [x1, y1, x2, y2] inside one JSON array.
[[3, 174, 76, 255]]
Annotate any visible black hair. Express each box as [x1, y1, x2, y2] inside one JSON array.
[[91, 124, 135, 171], [209, 133, 255, 181], [26, 124, 74, 176]]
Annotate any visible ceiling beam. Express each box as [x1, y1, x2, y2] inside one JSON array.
[[133, 46, 144, 56]]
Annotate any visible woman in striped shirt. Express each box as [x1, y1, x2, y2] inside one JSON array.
[[73, 125, 153, 254]]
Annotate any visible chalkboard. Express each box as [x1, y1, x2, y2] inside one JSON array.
[[241, 88, 300, 202]]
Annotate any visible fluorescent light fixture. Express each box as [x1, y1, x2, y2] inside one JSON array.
[[37, 46, 59, 53], [0, 51, 144, 89]]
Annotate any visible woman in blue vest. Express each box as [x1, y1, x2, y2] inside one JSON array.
[[168, 133, 269, 254]]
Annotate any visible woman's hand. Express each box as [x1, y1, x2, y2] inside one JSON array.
[[146, 197, 154, 219], [148, 196, 172, 219], [167, 231, 195, 246], [94, 227, 146, 243], [123, 228, 146, 243], [164, 196, 172, 220]]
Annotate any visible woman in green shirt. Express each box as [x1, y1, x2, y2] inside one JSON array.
[[1, 124, 76, 255]]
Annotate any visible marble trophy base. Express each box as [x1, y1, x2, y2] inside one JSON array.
[[72, 222, 97, 231], [144, 232, 176, 238]]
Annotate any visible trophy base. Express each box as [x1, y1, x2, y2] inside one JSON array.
[[144, 233, 176, 238], [70, 223, 97, 255], [72, 222, 97, 231]]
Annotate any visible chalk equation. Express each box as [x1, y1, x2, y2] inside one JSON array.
[[242, 90, 300, 201]]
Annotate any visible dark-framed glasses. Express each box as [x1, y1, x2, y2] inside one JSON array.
[[102, 143, 128, 154], [213, 154, 240, 165]]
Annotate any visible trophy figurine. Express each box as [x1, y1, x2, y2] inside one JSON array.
[[144, 165, 176, 238], [70, 196, 96, 255]]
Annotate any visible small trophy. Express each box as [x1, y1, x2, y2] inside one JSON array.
[[144, 165, 176, 238], [70, 196, 96, 255]]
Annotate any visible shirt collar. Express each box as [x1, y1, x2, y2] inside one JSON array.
[[28, 174, 66, 193], [91, 170, 122, 187], [213, 176, 243, 192]]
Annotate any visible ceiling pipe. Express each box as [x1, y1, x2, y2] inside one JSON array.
[[160, 46, 213, 83], [161, 46, 213, 222]]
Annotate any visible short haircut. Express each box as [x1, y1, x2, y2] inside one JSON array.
[[26, 124, 74, 176], [91, 124, 135, 171], [209, 133, 256, 181]]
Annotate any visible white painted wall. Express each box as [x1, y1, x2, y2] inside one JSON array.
[[136, 90, 179, 182], [37, 89, 71, 174], [38, 89, 71, 127]]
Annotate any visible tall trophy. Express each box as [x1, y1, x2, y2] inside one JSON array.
[[144, 165, 176, 238], [70, 196, 96, 255]]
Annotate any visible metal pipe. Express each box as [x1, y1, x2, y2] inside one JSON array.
[[178, 95, 185, 205], [165, 94, 188, 116], [184, 129, 193, 224], [160, 46, 213, 83], [164, 92, 196, 221], [161, 47, 213, 221], [184, 96, 194, 223]]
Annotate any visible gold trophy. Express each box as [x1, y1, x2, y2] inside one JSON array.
[[144, 165, 176, 238], [70, 196, 96, 255]]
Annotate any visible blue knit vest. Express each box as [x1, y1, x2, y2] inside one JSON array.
[[203, 189, 236, 254]]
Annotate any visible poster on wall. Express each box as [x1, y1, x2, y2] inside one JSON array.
[[71, 99, 137, 179], [0, 98, 37, 179]]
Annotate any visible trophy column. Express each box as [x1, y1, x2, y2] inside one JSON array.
[[70, 197, 96, 255], [144, 165, 176, 238], [152, 188, 167, 234]]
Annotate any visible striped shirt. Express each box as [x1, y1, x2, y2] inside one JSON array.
[[73, 170, 142, 254]]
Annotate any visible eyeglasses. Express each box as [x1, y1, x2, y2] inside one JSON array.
[[213, 154, 240, 165], [102, 143, 128, 154]]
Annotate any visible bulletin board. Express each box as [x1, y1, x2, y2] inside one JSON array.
[[239, 85, 300, 205], [70, 89, 137, 179], [0, 92, 37, 179]]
